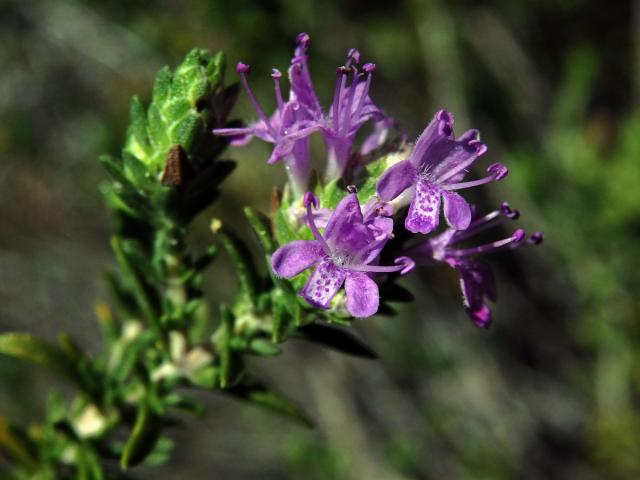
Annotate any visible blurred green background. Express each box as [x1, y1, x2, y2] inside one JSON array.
[[1, 0, 639, 478]]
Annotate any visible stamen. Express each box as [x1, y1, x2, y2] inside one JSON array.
[[236, 62, 273, 135], [449, 229, 526, 257], [443, 163, 509, 191], [296, 32, 310, 48], [376, 202, 393, 216], [304, 192, 331, 255], [212, 127, 255, 137], [450, 209, 502, 243], [343, 256, 415, 275], [341, 66, 359, 134], [352, 63, 375, 123], [283, 124, 321, 141], [488, 163, 509, 180], [303, 191, 319, 209], [346, 185, 358, 193], [346, 48, 360, 66], [529, 232, 544, 245], [332, 66, 350, 133], [500, 202, 520, 219], [271, 68, 284, 110], [442, 174, 498, 191]]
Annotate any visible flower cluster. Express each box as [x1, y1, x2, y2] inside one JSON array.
[[213, 33, 389, 194], [216, 33, 542, 325]]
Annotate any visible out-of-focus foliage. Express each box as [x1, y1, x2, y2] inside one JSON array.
[[1, 0, 638, 479]]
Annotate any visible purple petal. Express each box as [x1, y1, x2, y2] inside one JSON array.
[[271, 240, 323, 278], [376, 160, 416, 202], [442, 190, 472, 230], [323, 193, 366, 247], [405, 180, 441, 234], [345, 272, 379, 318], [286, 137, 312, 192], [300, 259, 346, 308], [409, 110, 454, 171], [267, 138, 295, 164], [360, 118, 393, 156], [466, 304, 492, 328], [408, 111, 487, 185], [456, 260, 496, 328], [288, 62, 322, 119], [359, 217, 394, 264], [368, 216, 394, 241], [432, 136, 487, 184]]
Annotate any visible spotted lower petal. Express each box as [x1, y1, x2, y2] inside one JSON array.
[[300, 259, 346, 308], [405, 180, 441, 234], [345, 272, 379, 318]]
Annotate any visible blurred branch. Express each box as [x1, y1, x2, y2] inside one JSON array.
[[412, 0, 469, 125], [17, 0, 157, 76], [461, 8, 548, 130]]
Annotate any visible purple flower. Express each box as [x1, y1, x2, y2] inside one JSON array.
[[213, 36, 322, 195], [377, 110, 508, 234], [323, 54, 387, 179], [214, 33, 391, 190], [407, 203, 543, 327], [359, 117, 397, 157], [271, 190, 414, 318]]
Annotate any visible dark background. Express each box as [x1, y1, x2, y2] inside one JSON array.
[[1, 0, 639, 478]]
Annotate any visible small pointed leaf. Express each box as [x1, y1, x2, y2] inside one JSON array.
[[0, 333, 88, 388], [120, 396, 163, 469]]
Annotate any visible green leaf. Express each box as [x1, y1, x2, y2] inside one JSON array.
[[216, 305, 244, 388], [225, 376, 313, 428], [357, 156, 387, 201], [248, 338, 281, 357], [111, 236, 164, 345], [77, 443, 105, 480], [141, 437, 175, 467], [145, 103, 170, 153], [271, 290, 289, 343], [162, 99, 191, 125], [274, 208, 299, 246], [122, 151, 153, 189], [120, 394, 163, 469], [219, 232, 259, 304], [321, 179, 346, 209], [108, 330, 154, 385], [0, 417, 38, 471], [0, 333, 89, 389], [152, 66, 172, 108], [124, 96, 151, 164], [295, 323, 377, 359], [169, 112, 200, 151], [100, 154, 135, 191], [244, 207, 275, 254]]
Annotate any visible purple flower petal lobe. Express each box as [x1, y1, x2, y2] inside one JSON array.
[[376, 160, 416, 202], [345, 272, 379, 317], [271, 240, 323, 278], [442, 190, 472, 230]]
